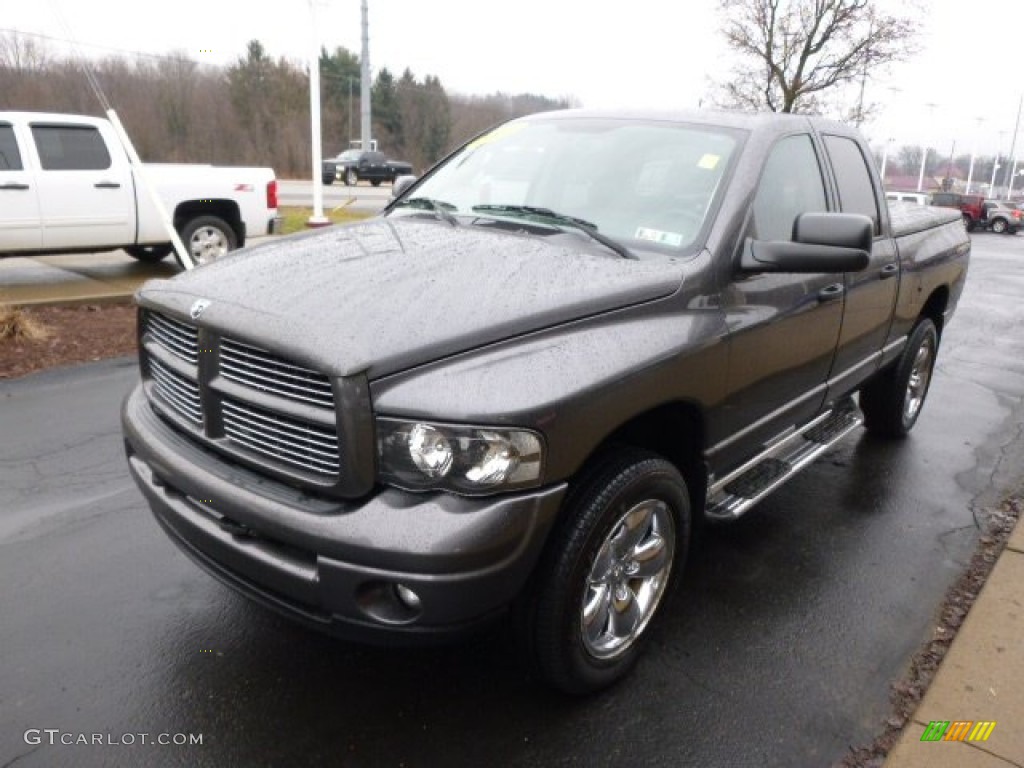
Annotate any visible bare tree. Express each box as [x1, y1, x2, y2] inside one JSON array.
[[713, 0, 918, 114]]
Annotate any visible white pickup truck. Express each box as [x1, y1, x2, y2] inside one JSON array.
[[0, 112, 281, 265]]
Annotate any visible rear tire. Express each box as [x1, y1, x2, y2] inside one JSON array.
[[860, 318, 938, 438], [962, 213, 976, 232], [516, 449, 690, 694], [179, 215, 237, 267]]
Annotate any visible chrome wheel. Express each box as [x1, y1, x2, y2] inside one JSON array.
[[189, 225, 230, 264], [581, 499, 675, 660], [903, 337, 934, 424]]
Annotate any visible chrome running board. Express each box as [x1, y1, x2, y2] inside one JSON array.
[[704, 398, 863, 522]]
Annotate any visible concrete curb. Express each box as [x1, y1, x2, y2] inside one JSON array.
[[883, 521, 1024, 767]]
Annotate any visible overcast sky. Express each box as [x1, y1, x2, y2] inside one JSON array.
[[3, 0, 1022, 157]]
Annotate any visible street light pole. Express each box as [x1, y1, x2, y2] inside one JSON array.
[[966, 117, 983, 195], [360, 0, 372, 152], [879, 138, 893, 185], [918, 102, 938, 193], [1008, 160, 1021, 198], [917, 147, 929, 193], [989, 155, 1001, 196], [307, 0, 328, 227], [1002, 94, 1022, 192], [348, 78, 354, 142]]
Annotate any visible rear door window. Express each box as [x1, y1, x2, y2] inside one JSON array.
[[824, 135, 880, 234], [31, 124, 111, 171]]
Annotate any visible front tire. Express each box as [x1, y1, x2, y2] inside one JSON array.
[[517, 449, 690, 694], [344, 168, 358, 186], [992, 217, 1008, 234], [860, 318, 939, 438], [179, 215, 237, 267]]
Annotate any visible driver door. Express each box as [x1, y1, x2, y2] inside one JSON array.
[[709, 133, 845, 470]]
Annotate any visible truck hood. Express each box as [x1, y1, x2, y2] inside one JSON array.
[[137, 217, 687, 379]]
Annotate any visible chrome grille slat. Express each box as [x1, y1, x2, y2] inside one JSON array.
[[145, 313, 199, 364], [221, 402, 340, 461], [220, 361, 333, 405], [149, 358, 202, 424], [220, 339, 333, 408], [143, 311, 343, 482], [221, 399, 340, 475]]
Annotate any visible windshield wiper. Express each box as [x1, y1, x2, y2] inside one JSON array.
[[471, 204, 636, 260], [394, 196, 459, 227]]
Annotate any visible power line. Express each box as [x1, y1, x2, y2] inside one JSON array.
[[0, 27, 203, 64]]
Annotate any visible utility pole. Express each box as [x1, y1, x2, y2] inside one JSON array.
[[1002, 94, 1022, 193], [360, 0, 372, 152], [307, 0, 328, 226]]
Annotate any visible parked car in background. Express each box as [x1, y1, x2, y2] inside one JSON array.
[[322, 149, 413, 187], [930, 191, 987, 231], [981, 200, 1023, 234], [0, 112, 281, 266], [885, 191, 930, 205]]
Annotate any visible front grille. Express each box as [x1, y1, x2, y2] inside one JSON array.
[[149, 357, 202, 425], [145, 311, 199, 365], [142, 310, 345, 485], [220, 338, 334, 408], [221, 397, 341, 476]]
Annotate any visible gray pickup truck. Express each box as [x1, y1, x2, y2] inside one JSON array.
[[122, 110, 970, 694]]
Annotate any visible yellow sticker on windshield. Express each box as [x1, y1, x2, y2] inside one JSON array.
[[467, 122, 527, 150], [698, 154, 720, 170]]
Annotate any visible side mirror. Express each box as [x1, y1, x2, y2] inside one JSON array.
[[740, 212, 872, 274], [392, 174, 418, 200]]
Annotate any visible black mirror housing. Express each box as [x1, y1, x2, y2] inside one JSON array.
[[740, 211, 873, 274], [793, 212, 873, 252]]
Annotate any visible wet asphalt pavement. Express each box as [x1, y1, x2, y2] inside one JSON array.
[[2, 235, 1023, 768]]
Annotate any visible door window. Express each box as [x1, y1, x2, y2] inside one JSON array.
[[750, 134, 827, 242], [0, 124, 23, 170], [31, 125, 111, 171], [824, 135, 880, 233]]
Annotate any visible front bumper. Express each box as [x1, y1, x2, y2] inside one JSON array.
[[122, 385, 566, 642]]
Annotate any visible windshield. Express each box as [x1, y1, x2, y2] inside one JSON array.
[[389, 117, 739, 253], [336, 149, 361, 161]]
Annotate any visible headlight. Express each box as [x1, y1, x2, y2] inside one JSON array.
[[377, 419, 544, 494]]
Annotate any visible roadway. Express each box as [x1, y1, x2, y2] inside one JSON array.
[[1, 235, 1023, 766]]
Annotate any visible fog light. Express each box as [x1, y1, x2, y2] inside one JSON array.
[[394, 583, 422, 610]]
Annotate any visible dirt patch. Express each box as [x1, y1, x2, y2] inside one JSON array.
[[834, 495, 1023, 767], [0, 302, 138, 380]]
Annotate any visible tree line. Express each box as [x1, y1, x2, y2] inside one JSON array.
[[0, 32, 572, 177]]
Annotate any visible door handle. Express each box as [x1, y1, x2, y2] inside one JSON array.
[[0, 182, 29, 190], [880, 263, 899, 279], [817, 283, 845, 302], [94, 181, 121, 189]]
